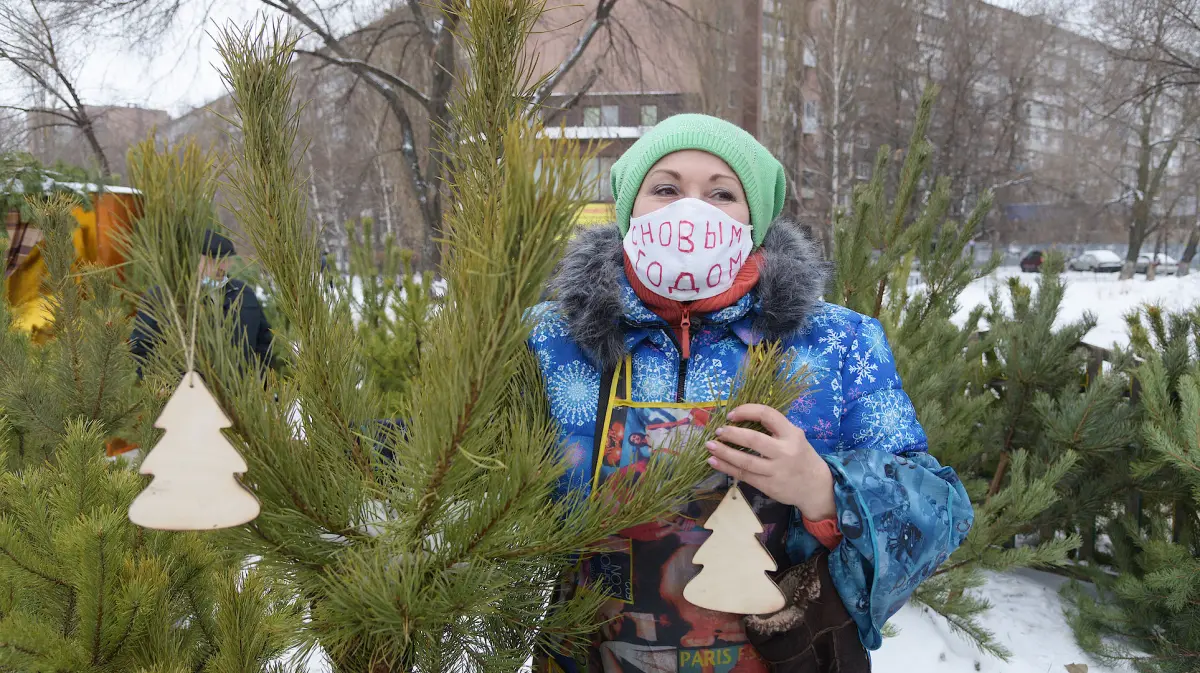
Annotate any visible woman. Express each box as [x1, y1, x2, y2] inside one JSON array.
[[529, 114, 972, 672]]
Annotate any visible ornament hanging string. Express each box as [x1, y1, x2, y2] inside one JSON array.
[[157, 258, 208, 390], [185, 265, 203, 387]]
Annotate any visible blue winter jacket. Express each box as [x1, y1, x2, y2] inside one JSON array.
[[526, 220, 972, 650]]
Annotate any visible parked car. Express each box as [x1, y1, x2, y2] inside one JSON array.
[[1020, 250, 1044, 273], [1068, 249, 1123, 273], [1136, 253, 1178, 274]]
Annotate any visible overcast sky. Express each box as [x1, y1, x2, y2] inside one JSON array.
[[1, 0, 1092, 120]]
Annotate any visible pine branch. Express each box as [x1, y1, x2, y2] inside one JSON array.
[[100, 600, 137, 665], [88, 529, 105, 665], [0, 545, 67, 588]]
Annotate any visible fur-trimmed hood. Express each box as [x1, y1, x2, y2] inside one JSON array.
[[548, 218, 830, 370]]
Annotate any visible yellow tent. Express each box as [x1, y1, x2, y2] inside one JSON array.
[[4, 183, 141, 339]]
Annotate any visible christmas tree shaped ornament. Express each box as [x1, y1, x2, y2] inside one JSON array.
[[683, 483, 786, 615], [128, 371, 260, 530]]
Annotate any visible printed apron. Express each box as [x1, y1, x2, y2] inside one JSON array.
[[553, 357, 793, 673]]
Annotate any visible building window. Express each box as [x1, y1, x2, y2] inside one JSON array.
[[601, 104, 619, 126], [599, 156, 616, 200], [640, 104, 658, 127], [583, 104, 620, 127], [856, 133, 869, 148], [804, 100, 818, 121], [803, 41, 816, 67], [802, 170, 816, 188], [856, 161, 871, 179], [585, 157, 618, 201]]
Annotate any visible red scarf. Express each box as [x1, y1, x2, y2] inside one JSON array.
[[623, 251, 763, 359]]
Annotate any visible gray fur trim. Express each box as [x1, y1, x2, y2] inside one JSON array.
[[546, 225, 627, 370], [753, 219, 831, 342], [547, 218, 829, 370]]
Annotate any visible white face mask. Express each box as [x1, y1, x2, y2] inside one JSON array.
[[623, 198, 754, 301]]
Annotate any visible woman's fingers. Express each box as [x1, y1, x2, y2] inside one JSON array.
[[706, 450, 772, 493], [714, 425, 784, 457], [726, 404, 801, 438], [706, 440, 772, 476]]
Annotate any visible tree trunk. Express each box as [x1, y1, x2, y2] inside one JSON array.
[[1080, 517, 1096, 563], [76, 111, 112, 178], [1121, 206, 1145, 280], [829, 0, 843, 225], [1148, 228, 1166, 280], [1119, 260, 1136, 280], [1171, 498, 1193, 545], [1179, 225, 1199, 276]]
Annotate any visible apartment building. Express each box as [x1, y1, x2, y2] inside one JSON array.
[[763, 0, 1197, 243]]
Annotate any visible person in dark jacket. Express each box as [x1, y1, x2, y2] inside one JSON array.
[[130, 230, 274, 373]]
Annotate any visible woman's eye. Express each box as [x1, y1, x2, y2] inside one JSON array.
[[712, 189, 735, 202], [652, 185, 679, 196]]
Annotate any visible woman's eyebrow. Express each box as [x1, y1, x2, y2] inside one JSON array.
[[711, 172, 738, 182], [647, 168, 682, 181]]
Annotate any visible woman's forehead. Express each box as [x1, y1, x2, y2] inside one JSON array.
[[649, 150, 737, 179]]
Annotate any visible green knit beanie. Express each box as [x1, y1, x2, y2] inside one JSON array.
[[610, 113, 786, 247]]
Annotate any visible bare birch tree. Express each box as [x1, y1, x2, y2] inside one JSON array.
[[796, 0, 907, 249], [1092, 0, 1200, 278], [1097, 0, 1200, 96], [55, 0, 668, 267], [0, 1, 112, 175], [759, 0, 809, 223]]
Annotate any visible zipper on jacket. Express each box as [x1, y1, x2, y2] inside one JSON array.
[[674, 308, 694, 403]]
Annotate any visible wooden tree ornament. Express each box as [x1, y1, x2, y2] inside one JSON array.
[[128, 371, 260, 530], [683, 484, 786, 615]]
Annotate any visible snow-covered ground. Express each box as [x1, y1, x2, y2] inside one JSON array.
[[953, 266, 1200, 350], [875, 569, 1121, 673]]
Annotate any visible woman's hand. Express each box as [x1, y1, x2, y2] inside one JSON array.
[[706, 404, 837, 522]]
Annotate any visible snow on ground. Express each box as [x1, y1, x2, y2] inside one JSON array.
[[952, 267, 1200, 350], [875, 569, 1123, 673]]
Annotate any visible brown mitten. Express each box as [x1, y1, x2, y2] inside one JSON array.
[[744, 551, 870, 673]]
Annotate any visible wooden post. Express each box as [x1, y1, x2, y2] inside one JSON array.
[[1084, 344, 1105, 389], [1080, 517, 1096, 563]]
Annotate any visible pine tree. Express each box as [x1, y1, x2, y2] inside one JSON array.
[[829, 86, 1101, 659], [339, 217, 437, 412], [0, 194, 299, 672], [125, 12, 806, 671], [1066, 310, 1200, 673]]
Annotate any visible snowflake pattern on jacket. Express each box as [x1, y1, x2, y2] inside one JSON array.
[[527, 222, 973, 652]]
